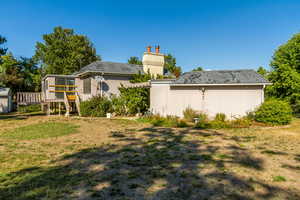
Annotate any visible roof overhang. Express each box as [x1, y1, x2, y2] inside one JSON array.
[[75, 71, 142, 77], [150, 79, 272, 86], [170, 82, 272, 86], [150, 79, 176, 85], [42, 74, 76, 81]]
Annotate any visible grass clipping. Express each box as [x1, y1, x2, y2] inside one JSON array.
[[0, 122, 79, 140]]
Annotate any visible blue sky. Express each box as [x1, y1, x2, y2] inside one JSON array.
[[1, 0, 300, 72]]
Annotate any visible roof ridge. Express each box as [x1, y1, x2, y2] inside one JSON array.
[[176, 69, 269, 84], [98, 61, 142, 66]]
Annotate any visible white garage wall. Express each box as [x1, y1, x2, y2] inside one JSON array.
[[203, 85, 263, 119], [150, 83, 264, 119]]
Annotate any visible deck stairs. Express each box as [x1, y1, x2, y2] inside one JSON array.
[[64, 92, 81, 116]]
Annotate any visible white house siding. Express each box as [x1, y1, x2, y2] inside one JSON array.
[[102, 75, 132, 97], [150, 83, 264, 119], [76, 75, 132, 101]]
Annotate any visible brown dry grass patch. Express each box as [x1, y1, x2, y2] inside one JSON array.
[[0, 114, 299, 199]]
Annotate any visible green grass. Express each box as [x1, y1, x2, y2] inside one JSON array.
[[272, 175, 287, 182], [0, 122, 79, 140]]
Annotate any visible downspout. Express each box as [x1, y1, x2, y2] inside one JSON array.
[[100, 73, 103, 97], [201, 87, 206, 111], [262, 84, 265, 103]]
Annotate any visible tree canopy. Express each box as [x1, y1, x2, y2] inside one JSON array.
[[0, 53, 23, 91], [268, 33, 300, 99], [192, 66, 203, 72], [0, 35, 7, 64], [128, 56, 142, 65], [0, 51, 41, 92], [257, 66, 268, 79], [34, 26, 100, 75], [164, 54, 182, 77]]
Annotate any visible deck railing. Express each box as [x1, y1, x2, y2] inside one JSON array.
[[14, 92, 42, 105]]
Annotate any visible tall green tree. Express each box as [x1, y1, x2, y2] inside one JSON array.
[[19, 57, 41, 92], [128, 56, 142, 65], [34, 26, 100, 75], [192, 66, 203, 72], [0, 53, 23, 91], [0, 35, 7, 64], [164, 54, 182, 77], [257, 66, 268, 78], [268, 33, 300, 99]]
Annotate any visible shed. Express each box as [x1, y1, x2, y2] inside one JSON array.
[[150, 70, 271, 119], [0, 88, 12, 113]]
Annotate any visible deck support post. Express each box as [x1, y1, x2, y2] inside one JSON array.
[[58, 102, 61, 116], [47, 103, 51, 116]]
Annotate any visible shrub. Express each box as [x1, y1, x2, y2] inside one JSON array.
[[80, 95, 112, 117], [209, 120, 230, 129], [254, 99, 293, 125], [289, 93, 300, 115], [162, 116, 179, 127], [119, 86, 149, 114], [145, 115, 165, 126], [137, 115, 188, 128], [246, 111, 255, 121], [230, 117, 252, 128], [183, 107, 199, 122], [214, 113, 226, 122], [198, 112, 208, 122], [110, 95, 126, 116], [176, 120, 188, 128], [194, 112, 209, 129], [18, 104, 41, 113]]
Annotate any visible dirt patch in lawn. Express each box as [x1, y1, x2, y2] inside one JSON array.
[[0, 115, 299, 200]]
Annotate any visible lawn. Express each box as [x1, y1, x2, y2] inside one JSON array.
[[0, 114, 299, 200]]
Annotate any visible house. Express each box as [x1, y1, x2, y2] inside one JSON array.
[[150, 70, 271, 119], [41, 46, 164, 115], [0, 88, 12, 113], [42, 45, 270, 118]]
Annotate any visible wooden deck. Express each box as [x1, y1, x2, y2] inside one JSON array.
[[14, 92, 42, 105]]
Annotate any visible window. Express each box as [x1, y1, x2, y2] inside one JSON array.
[[83, 78, 91, 94], [55, 78, 65, 99], [54, 77, 75, 99]]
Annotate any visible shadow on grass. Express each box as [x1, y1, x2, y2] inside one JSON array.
[[0, 127, 299, 200]]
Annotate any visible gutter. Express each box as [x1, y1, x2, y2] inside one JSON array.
[[169, 83, 272, 86], [42, 74, 77, 81], [76, 70, 143, 77]]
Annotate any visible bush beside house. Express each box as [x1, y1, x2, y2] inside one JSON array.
[[80, 86, 150, 117], [80, 96, 112, 117], [139, 99, 293, 128], [254, 99, 293, 125]]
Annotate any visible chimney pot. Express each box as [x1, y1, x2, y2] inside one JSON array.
[[147, 46, 152, 53], [155, 45, 160, 53]]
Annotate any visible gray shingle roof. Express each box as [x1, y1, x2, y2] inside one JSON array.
[[0, 88, 11, 96], [76, 61, 144, 75], [174, 70, 270, 84]]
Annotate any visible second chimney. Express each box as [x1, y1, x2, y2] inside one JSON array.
[[155, 45, 160, 54]]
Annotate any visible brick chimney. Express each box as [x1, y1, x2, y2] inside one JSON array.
[[142, 45, 164, 78], [155, 45, 160, 54]]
